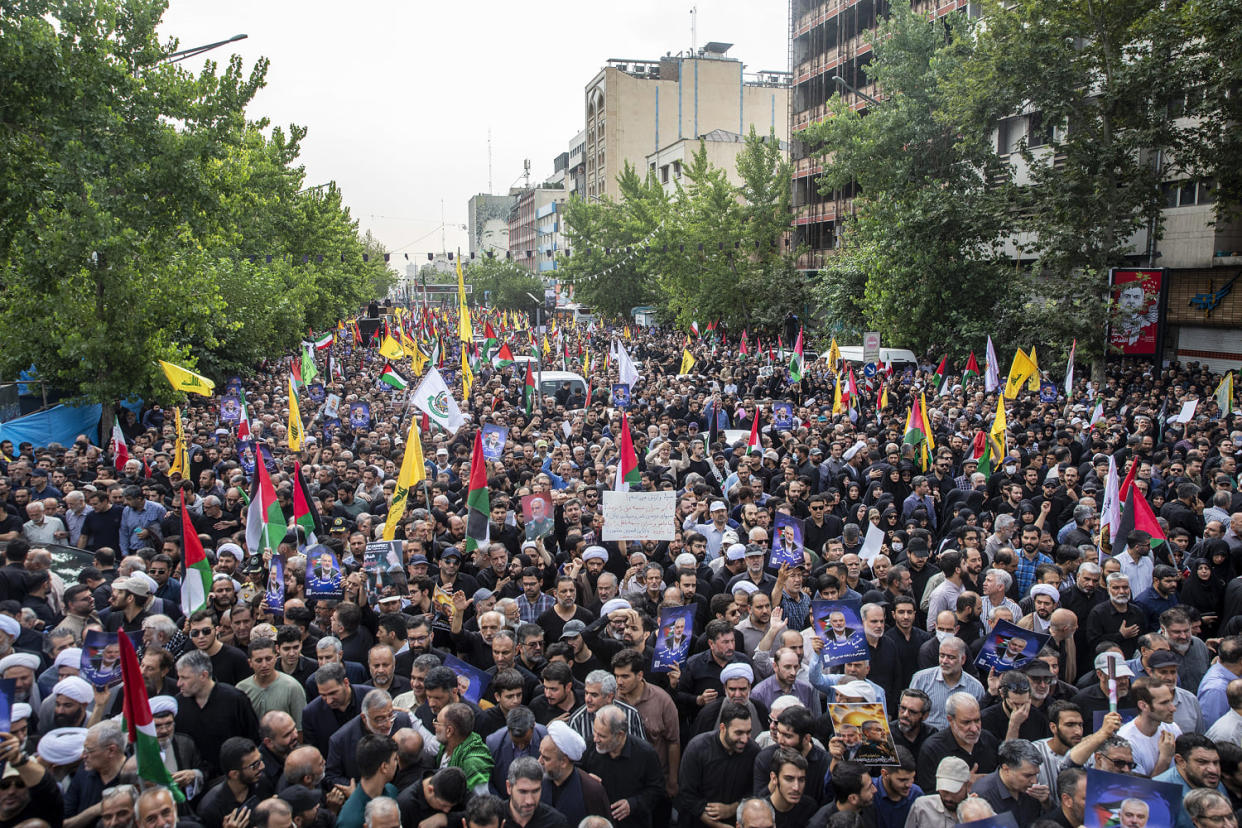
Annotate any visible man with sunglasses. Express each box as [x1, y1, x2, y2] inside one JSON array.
[[196, 737, 269, 828], [0, 728, 62, 828], [1093, 735, 1138, 775]]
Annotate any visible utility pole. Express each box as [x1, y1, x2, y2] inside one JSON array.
[[488, 128, 493, 194]]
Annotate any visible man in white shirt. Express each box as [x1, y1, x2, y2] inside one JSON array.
[[1204, 678, 1242, 745], [1117, 677, 1180, 776]]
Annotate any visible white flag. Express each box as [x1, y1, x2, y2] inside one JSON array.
[[1100, 454, 1121, 545], [411, 368, 466, 435], [984, 336, 1000, 393], [616, 342, 641, 388]]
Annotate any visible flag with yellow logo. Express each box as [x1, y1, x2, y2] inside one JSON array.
[[287, 376, 304, 451], [159, 360, 214, 397], [1004, 348, 1038, 399], [457, 257, 472, 343], [679, 349, 696, 375], [169, 407, 188, 477], [461, 348, 474, 400], [383, 417, 426, 540], [379, 335, 405, 361]]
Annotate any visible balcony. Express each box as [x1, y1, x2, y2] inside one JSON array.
[[794, 0, 867, 38], [793, 42, 874, 86]]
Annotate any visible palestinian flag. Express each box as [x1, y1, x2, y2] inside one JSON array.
[[963, 352, 980, 386], [312, 332, 333, 350], [245, 451, 287, 555], [903, 394, 928, 468], [481, 322, 499, 363], [615, 412, 640, 491], [380, 364, 408, 390], [120, 628, 185, 801], [746, 408, 762, 454], [493, 342, 515, 368], [179, 492, 213, 616], [1112, 486, 1168, 557], [789, 329, 805, 383], [464, 432, 490, 554], [292, 461, 320, 545], [524, 361, 537, 415], [968, 429, 996, 479], [933, 356, 948, 393], [739, 330, 749, 360]]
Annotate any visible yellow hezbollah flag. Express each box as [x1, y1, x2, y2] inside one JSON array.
[[1027, 346, 1041, 391], [457, 256, 473, 343], [920, 391, 935, 454], [991, 396, 1008, 458], [159, 360, 214, 397], [827, 337, 842, 372], [169, 407, 188, 477], [542, 335, 551, 356], [833, 377, 844, 414], [679, 349, 696, 375], [411, 346, 427, 376], [379, 334, 405, 361], [287, 376, 304, 451], [1004, 348, 1038, 399], [461, 348, 474, 399], [383, 416, 426, 540]]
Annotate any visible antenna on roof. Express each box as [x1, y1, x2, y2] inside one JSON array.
[[690, 5, 697, 55]]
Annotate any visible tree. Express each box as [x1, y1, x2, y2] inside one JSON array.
[[802, 1, 1015, 358], [461, 257, 544, 315], [1179, 0, 1242, 217]]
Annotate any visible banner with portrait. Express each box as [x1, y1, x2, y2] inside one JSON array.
[[652, 605, 696, 672], [1108, 269, 1165, 356], [828, 702, 899, 766], [973, 619, 1049, 673], [1084, 769, 1181, 828], [810, 599, 868, 667], [305, 544, 344, 600]]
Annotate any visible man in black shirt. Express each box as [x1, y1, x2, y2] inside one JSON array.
[[914, 694, 999, 793], [0, 730, 64, 828], [763, 748, 819, 828], [196, 737, 269, 828], [889, 688, 937, 759], [173, 650, 260, 779], [579, 705, 664, 828]]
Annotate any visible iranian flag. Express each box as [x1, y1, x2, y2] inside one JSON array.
[[524, 361, 537, 415], [245, 452, 287, 555], [690, 321, 701, 338], [746, 408, 762, 454], [292, 461, 319, 545], [312, 332, 333, 350], [493, 343, 515, 368], [615, 412, 640, 491], [789, 329, 805, 383], [380, 364, 408, 390], [963, 352, 980, 386], [179, 493, 213, 616], [110, 422, 129, 472], [119, 627, 185, 801], [464, 432, 490, 554], [236, 389, 253, 443]]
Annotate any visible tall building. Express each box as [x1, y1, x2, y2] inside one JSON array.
[[584, 44, 790, 201], [508, 187, 567, 274], [467, 193, 517, 257], [646, 128, 789, 195]]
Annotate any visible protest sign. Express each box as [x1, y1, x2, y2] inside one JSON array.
[[601, 491, 676, 541]]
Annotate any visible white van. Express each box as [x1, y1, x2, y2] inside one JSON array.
[[837, 346, 919, 371], [536, 370, 587, 400]]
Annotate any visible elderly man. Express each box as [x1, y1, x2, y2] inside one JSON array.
[[485, 707, 546, 797], [915, 694, 999, 793], [64, 721, 128, 828], [326, 689, 414, 787], [566, 669, 646, 743], [22, 500, 67, 545], [150, 696, 203, 797], [909, 636, 985, 730], [972, 739, 1047, 824], [538, 721, 610, 828], [1, 650, 42, 707], [98, 784, 136, 828], [905, 756, 973, 828], [580, 705, 664, 828]]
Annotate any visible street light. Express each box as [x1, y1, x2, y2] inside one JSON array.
[[831, 75, 881, 106], [163, 33, 248, 64]]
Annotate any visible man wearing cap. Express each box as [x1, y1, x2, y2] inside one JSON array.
[[1144, 648, 1204, 735], [1072, 651, 1136, 732], [100, 575, 151, 633], [683, 500, 733, 560], [727, 545, 777, 595], [539, 721, 610, 827]]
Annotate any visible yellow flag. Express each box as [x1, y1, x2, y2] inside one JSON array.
[[1004, 348, 1037, 399], [828, 337, 842, 372], [457, 257, 473, 343], [582, 350, 590, 375], [679, 349, 696, 375], [1027, 346, 1041, 391], [461, 349, 474, 399], [991, 396, 1008, 458], [159, 360, 214, 397], [919, 391, 935, 454], [169, 407, 187, 477], [833, 377, 844, 414], [411, 347, 427, 376], [379, 335, 405, 360], [399, 330, 417, 355], [383, 416, 427, 540], [542, 335, 551, 356], [287, 376, 304, 451]]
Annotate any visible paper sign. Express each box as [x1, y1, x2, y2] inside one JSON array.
[[863, 332, 881, 365], [601, 491, 676, 541], [859, 521, 886, 564], [1171, 399, 1198, 424]]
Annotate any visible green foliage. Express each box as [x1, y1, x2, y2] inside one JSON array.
[[461, 257, 544, 315], [1178, 0, 1242, 218], [803, 1, 1015, 359], [0, 0, 392, 419]]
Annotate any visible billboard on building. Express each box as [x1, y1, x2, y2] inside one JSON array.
[[467, 194, 516, 256], [1108, 268, 1166, 356]]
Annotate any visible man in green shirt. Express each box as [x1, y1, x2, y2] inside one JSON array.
[[336, 734, 399, 828], [237, 639, 308, 729]]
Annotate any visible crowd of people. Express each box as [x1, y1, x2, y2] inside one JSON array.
[[0, 307, 1241, 828]]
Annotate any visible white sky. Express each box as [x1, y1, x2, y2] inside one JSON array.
[[158, 1, 788, 266]]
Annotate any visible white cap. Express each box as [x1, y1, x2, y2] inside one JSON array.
[[709, 501, 727, 512], [725, 543, 747, 561], [1094, 652, 1135, 677]]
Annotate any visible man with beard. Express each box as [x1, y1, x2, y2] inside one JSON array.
[[1160, 607, 1211, 689], [1072, 652, 1137, 731], [43, 676, 92, 732], [63, 721, 128, 828], [0, 652, 40, 708], [537, 576, 594, 643], [197, 737, 270, 828], [1031, 701, 1121, 801], [101, 575, 151, 633], [1019, 584, 1060, 634], [753, 705, 831, 808], [676, 702, 759, 828], [0, 728, 64, 827], [257, 711, 300, 792], [1084, 573, 1145, 658], [538, 722, 610, 828], [1154, 735, 1227, 828]]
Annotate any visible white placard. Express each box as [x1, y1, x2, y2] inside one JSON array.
[[1171, 399, 1198, 424], [602, 491, 677, 541], [859, 521, 886, 564], [863, 332, 881, 365]]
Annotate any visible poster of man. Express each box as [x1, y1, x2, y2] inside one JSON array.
[[219, 395, 241, 424], [773, 402, 794, 430], [827, 702, 899, 766], [81, 630, 130, 687], [348, 402, 371, 430], [266, 555, 285, 615], [611, 383, 631, 410], [1084, 769, 1181, 828], [771, 513, 805, 568], [1109, 269, 1164, 355], [481, 424, 506, 461], [522, 493, 554, 540], [974, 619, 1050, 673], [306, 544, 344, 600], [810, 599, 869, 667], [652, 605, 696, 672], [324, 393, 341, 419], [443, 654, 491, 705], [307, 382, 325, 403]]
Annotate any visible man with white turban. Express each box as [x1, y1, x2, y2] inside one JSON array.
[[0, 614, 21, 659], [150, 695, 204, 797], [10, 702, 32, 750], [0, 651, 43, 707], [37, 726, 88, 792], [38, 675, 94, 732], [538, 720, 610, 826], [693, 662, 765, 737]]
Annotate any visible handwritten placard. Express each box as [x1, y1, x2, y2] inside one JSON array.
[[601, 491, 676, 541]]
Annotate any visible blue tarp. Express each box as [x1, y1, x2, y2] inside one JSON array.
[[0, 404, 102, 448]]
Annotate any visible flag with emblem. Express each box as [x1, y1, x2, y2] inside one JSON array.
[[287, 376, 304, 451], [159, 360, 214, 397], [383, 418, 426, 540], [411, 368, 465, 434]]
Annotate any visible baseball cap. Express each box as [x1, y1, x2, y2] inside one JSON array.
[[1020, 660, 1054, 679], [935, 756, 971, 793], [1147, 650, 1181, 669], [709, 501, 726, 512], [440, 547, 462, 560], [725, 543, 747, 562], [561, 620, 586, 639], [1093, 652, 1135, 677]]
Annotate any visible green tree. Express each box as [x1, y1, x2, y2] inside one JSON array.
[[1179, 0, 1242, 217], [462, 257, 544, 315]]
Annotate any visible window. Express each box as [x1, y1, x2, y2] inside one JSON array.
[[997, 116, 1023, 155], [1027, 112, 1053, 148], [1162, 179, 1216, 207], [673, 160, 682, 178]]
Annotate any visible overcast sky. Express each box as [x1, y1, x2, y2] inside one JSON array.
[[158, 1, 788, 267]]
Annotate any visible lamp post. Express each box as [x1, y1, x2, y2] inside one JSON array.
[[162, 33, 248, 64], [830, 75, 881, 106]]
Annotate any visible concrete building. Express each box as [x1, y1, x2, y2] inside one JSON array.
[[467, 193, 518, 257], [645, 128, 789, 195], [508, 187, 567, 274], [584, 43, 790, 201]]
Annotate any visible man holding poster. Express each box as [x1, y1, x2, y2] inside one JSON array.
[[653, 606, 695, 672]]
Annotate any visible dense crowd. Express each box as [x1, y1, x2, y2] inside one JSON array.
[[0, 310, 1241, 828]]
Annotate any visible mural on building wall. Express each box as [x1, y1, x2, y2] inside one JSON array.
[[468, 195, 514, 256], [1109, 269, 1164, 355]]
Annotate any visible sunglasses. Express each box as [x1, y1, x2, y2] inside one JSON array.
[[188, 628, 213, 638]]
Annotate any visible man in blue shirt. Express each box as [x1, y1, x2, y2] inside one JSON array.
[[118, 485, 165, 556], [873, 747, 922, 828], [1153, 734, 1228, 828]]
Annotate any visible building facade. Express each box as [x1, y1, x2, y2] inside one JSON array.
[[508, 187, 567, 274], [467, 193, 518, 257]]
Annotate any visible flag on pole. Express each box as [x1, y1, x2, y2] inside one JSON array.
[[292, 461, 320, 545], [616, 342, 641, 387], [903, 395, 929, 470], [524, 361, 537, 415], [984, 336, 1000, 393], [789, 329, 805, 382], [968, 429, 995, 479], [457, 257, 472, 343], [379, 364, 408, 390], [739, 330, 749, 360], [379, 335, 405, 361], [383, 417, 426, 540], [933, 356, 947, 392], [991, 397, 1008, 461], [179, 492, 212, 617], [311, 332, 333, 350], [1099, 455, 1121, 545], [169, 407, 188, 478], [119, 627, 184, 801], [245, 453, 287, 555], [287, 376, 304, 452], [963, 352, 980, 387], [158, 360, 215, 397], [1004, 348, 1038, 399], [1216, 371, 1234, 414], [411, 368, 466, 434], [746, 408, 762, 454], [1064, 340, 1077, 398], [827, 337, 841, 373], [111, 422, 129, 472], [300, 348, 318, 385], [1113, 486, 1168, 557], [1027, 346, 1041, 391], [679, 349, 696, 375], [481, 322, 499, 363], [493, 343, 515, 368], [461, 348, 474, 400], [464, 432, 490, 554], [615, 412, 640, 491]]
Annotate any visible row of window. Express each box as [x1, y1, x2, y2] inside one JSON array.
[[1162, 179, 1215, 208]]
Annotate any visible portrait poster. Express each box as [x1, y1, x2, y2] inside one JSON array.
[[810, 599, 869, 667], [1108, 269, 1164, 356], [349, 402, 371, 430], [773, 403, 794, 430], [225, 376, 243, 393], [218, 395, 242, 424], [305, 544, 344, 601], [611, 383, 631, 410], [364, 540, 404, 594], [955, 814, 1019, 828], [771, 513, 805, 569], [973, 619, 1050, 673], [1083, 769, 1181, 828], [442, 654, 491, 705], [522, 493, 555, 541], [81, 630, 141, 688], [266, 555, 285, 615], [322, 418, 341, 439], [652, 605, 696, 672], [828, 702, 899, 766], [307, 382, 325, 404], [480, 424, 507, 461], [324, 393, 341, 419]]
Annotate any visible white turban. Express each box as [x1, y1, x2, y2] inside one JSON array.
[[0, 616, 20, 639], [600, 598, 630, 617], [52, 676, 93, 704], [0, 653, 40, 674], [37, 727, 88, 765], [719, 663, 754, 684], [843, 440, 867, 461], [546, 720, 586, 762], [583, 547, 609, 563], [54, 648, 82, 671], [1030, 584, 1060, 603], [731, 581, 759, 595], [834, 680, 877, 703], [10, 703, 31, 722], [149, 696, 179, 717]]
